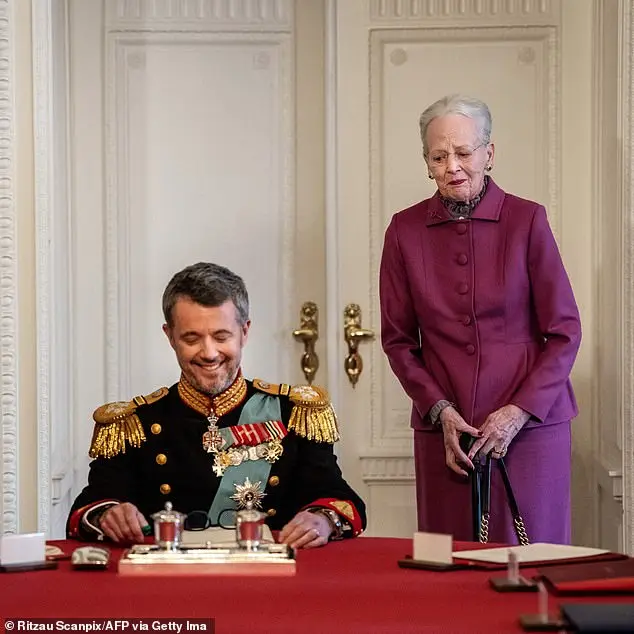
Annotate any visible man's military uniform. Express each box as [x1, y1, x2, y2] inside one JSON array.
[[67, 372, 366, 540]]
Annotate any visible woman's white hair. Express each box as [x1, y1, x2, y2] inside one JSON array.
[[419, 94, 492, 155]]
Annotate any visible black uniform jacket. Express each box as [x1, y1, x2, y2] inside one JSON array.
[[67, 379, 366, 540]]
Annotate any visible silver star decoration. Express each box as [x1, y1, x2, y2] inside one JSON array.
[[230, 477, 266, 510]]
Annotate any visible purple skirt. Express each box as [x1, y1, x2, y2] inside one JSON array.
[[414, 422, 571, 544]]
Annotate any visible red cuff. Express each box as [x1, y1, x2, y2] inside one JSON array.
[[302, 498, 363, 536], [67, 499, 119, 538]]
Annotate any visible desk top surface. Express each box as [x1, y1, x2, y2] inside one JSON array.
[[0, 537, 630, 634]]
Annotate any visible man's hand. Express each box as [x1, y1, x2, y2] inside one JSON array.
[[278, 510, 332, 549], [98, 502, 148, 543], [440, 406, 482, 476], [468, 404, 531, 461]]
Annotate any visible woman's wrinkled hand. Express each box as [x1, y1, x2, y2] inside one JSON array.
[[440, 406, 482, 476], [467, 404, 531, 461]]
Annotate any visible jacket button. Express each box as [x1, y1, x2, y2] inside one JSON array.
[[457, 253, 468, 265], [457, 282, 469, 294], [268, 476, 280, 487], [156, 453, 167, 465], [266, 508, 277, 517], [461, 315, 472, 326], [151, 424, 162, 435], [466, 344, 476, 355], [456, 223, 467, 235], [160, 484, 171, 495]]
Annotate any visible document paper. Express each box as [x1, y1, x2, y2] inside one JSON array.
[[454, 543, 610, 565]]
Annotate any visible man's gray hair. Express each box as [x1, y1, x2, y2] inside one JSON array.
[[419, 94, 492, 155], [162, 262, 249, 327]]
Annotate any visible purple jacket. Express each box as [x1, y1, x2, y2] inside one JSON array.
[[379, 179, 581, 430]]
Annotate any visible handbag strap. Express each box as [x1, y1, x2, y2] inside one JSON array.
[[497, 458, 530, 546], [472, 457, 483, 542], [477, 457, 491, 543], [476, 456, 530, 546]]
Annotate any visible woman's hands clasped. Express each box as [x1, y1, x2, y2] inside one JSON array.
[[467, 404, 530, 462], [440, 404, 531, 475]]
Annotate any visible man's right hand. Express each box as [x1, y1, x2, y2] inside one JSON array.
[[98, 502, 148, 543], [439, 406, 482, 476]]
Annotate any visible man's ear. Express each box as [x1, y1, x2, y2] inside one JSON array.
[[241, 320, 251, 342], [163, 323, 175, 349]]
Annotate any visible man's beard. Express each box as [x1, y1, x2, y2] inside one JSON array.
[[187, 362, 238, 396]]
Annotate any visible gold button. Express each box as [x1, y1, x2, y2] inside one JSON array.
[[156, 453, 167, 466], [266, 508, 277, 517], [160, 484, 171, 495], [151, 424, 162, 435], [268, 476, 280, 487]]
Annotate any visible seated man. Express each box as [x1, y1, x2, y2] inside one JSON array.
[[67, 262, 366, 548]]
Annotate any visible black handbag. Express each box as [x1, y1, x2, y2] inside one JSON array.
[[460, 434, 530, 545]]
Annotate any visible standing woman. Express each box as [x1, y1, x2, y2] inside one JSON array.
[[379, 94, 581, 543]]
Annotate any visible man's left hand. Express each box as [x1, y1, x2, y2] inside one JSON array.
[[278, 510, 332, 549], [468, 404, 531, 460]]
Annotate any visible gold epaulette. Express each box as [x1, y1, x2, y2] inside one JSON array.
[[89, 387, 169, 459], [288, 385, 340, 444]]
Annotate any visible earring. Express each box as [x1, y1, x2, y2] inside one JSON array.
[[485, 165, 492, 172], [428, 173, 434, 179]]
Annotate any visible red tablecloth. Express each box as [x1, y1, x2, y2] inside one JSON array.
[[0, 538, 631, 633]]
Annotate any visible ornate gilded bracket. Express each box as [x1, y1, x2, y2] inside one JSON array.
[[343, 303, 375, 388], [292, 302, 319, 385]]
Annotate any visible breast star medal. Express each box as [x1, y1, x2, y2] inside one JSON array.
[[202, 410, 224, 454], [231, 478, 266, 510]]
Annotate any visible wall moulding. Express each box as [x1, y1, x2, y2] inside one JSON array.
[[32, 0, 53, 535], [32, 0, 74, 536], [104, 32, 295, 399], [361, 454, 416, 483], [369, 0, 561, 26], [0, 0, 18, 535], [106, 0, 293, 32], [621, 0, 634, 556]]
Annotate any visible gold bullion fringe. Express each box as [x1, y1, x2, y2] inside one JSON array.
[[89, 412, 146, 459], [288, 402, 340, 444]]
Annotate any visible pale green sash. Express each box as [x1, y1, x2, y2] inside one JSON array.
[[207, 392, 281, 524]]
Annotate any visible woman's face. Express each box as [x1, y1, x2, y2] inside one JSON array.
[[425, 114, 494, 202]]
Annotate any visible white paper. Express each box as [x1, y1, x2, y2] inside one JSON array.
[[0, 532, 46, 565], [413, 531, 453, 564], [454, 542, 610, 565], [181, 525, 274, 547]]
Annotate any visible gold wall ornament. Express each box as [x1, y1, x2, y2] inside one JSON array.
[[292, 301, 320, 384], [343, 303, 375, 387]]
